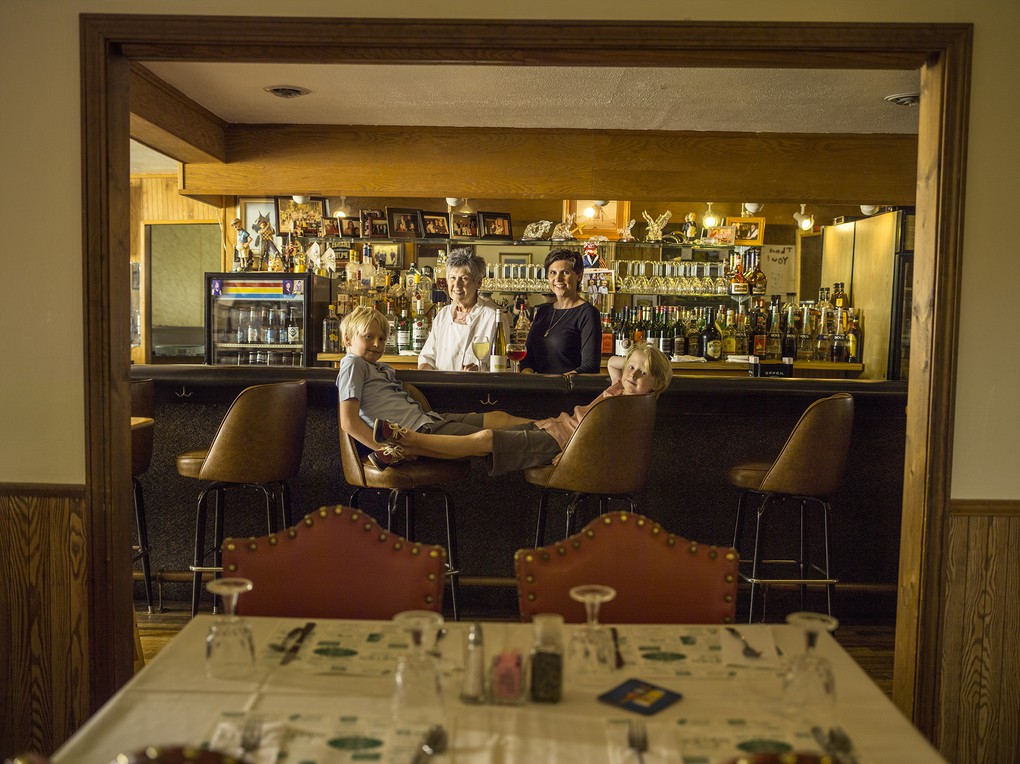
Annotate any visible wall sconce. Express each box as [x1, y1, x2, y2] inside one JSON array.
[[292, 195, 310, 205], [859, 204, 879, 216], [703, 202, 719, 228], [583, 200, 609, 221], [332, 196, 350, 218], [792, 203, 814, 231]]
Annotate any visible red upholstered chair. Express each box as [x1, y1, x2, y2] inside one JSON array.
[[223, 505, 446, 619], [515, 511, 738, 624], [727, 393, 854, 622]]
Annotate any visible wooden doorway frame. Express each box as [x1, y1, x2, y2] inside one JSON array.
[[81, 15, 971, 735]]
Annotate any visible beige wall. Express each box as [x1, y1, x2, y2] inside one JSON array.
[[1, 0, 1017, 499]]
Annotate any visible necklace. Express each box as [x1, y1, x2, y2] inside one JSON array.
[[543, 307, 569, 337]]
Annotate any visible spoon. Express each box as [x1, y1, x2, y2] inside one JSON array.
[[411, 724, 448, 764], [725, 626, 762, 658]]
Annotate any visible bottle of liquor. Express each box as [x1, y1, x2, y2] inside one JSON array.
[[765, 297, 783, 360], [658, 307, 675, 359], [733, 306, 749, 356], [830, 307, 849, 362], [847, 308, 864, 363], [615, 307, 632, 356], [490, 309, 508, 372], [411, 297, 430, 353], [286, 306, 301, 344], [396, 308, 412, 354], [750, 299, 768, 359], [831, 281, 849, 310], [720, 308, 736, 359], [672, 309, 687, 356], [685, 308, 704, 358], [322, 304, 341, 353], [796, 305, 814, 361], [782, 302, 798, 360], [814, 306, 832, 361], [700, 307, 723, 361], [748, 250, 768, 296], [729, 252, 749, 296], [645, 306, 661, 350], [601, 313, 615, 356], [384, 299, 398, 354]]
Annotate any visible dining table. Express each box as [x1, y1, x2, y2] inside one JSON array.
[[53, 615, 946, 764]]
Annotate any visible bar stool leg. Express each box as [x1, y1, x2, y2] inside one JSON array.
[[534, 492, 550, 548], [191, 487, 212, 617], [821, 500, 834, 617], [280, 481, 292, 528], [798, 498, 808, 612], [132, 476, 154, 614], [441, 490, 460, 622], [748, 495, 770, 623]]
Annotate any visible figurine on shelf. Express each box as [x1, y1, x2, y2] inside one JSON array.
[[551, 213, 576, 241], [682, 212, 699, 243], [642, 210, 672, 242], [617, 219, 636, 242], [251, 212, 282, 271], [582, 237, 608, 269], [522, 220, 553, 240], [231, 218, 252, 271]]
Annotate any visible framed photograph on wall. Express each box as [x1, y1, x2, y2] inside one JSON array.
[[420, 210, 451, 239], [340, 218, 362, 238], [361, 209, 388, 238], [275, 196, 326, 237], [726, 216, 766, 246], [705, 225, 737, 246], [478, 211, 514, 240], [451, 212, 479, 239], [498, 253, 531, 266], [371, 242, 404, 268], [387, 207, 424, 238], [322, 216, 340, 236]]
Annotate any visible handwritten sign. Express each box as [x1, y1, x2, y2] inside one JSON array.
[[760, 245, 796, 295]]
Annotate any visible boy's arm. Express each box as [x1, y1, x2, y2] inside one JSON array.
[[339, 398, 383, 450], [607, 354, 625, 385]]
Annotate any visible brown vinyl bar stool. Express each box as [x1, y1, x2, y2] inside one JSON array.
[[130, 378, 156, 613], [223, 505, 446, 619], [515, 511, 738, 623], [338, 382, 467, 620], [525, 392, 657, 546], [178, 380, 307, 616], [727, 393, 854, 622]]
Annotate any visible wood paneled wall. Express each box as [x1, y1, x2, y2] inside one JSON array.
[[129, 175, 228, 364], [0, 488, 88, 758], [939, 500, 1020, 761]]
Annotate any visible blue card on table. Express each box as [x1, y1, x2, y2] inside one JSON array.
[[597, 677, 682, 715]]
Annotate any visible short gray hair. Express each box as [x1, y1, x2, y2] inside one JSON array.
[[446, 248, 486, 283]]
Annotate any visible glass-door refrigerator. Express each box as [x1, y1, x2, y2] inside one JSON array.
[[204, 272, 333, 366]]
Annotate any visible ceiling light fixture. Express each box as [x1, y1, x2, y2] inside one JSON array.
[[292, 195, 310, 205], [332, 196, 350, 218], [743, 202, 762, 215], [265, 85, 311, 99], [859, 204, 879, 216], [445, 197, 464, 209], [583, 200, 609, 221], [703, 202, 719, 228], [884, 92, 920, 107], [793, 203, 815, 231]]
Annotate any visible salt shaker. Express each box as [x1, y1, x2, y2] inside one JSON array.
[[460, 622, 486, 703]]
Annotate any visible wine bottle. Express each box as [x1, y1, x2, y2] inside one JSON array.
[[490, 309, 508, 372], [658, 307, 675, 358], [700, 307, 723, 361], [322, 304, 341, 353], [721, 308, 736, 359], [614, 307, 632, 356], [685, 308, 704, 358]]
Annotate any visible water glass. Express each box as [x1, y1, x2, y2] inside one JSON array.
[[204, 577, 255, 680], [392, 610, 446, 726]]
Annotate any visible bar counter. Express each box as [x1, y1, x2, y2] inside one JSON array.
[[130, 364, 906, 615]]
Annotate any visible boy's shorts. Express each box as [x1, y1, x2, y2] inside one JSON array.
[[487, 424, 561, 476]]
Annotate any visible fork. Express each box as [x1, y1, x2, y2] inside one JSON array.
[[725, 626, 763, 658], [627, 718, 648, 764], [239, 715, 263, 758]]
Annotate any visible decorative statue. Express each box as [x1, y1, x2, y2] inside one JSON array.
[[551, 212, 577, 241], [682, 212, 699, 243], [522, 220, 554, 240], [642, 210, 672, 242], [582, 236, 609, 269], [251, 212, 282, 271], [231, 218, 251, 271], [617, 218, 637, 242], [307, 244, 324, 274]]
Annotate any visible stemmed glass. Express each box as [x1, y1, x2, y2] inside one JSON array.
[[204, 577, 255, 680], [567, 584, 617, 685], [782, 611, 840, 727], [391, 610, 446, 726], [470, 336, 490, 371], [506, 342, 527, 373]]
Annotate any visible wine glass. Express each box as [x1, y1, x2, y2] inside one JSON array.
[[506, 342, 527, 373], [471, 335, 490, 371], [204, 577, 255, 680], [567, 584, 617, 685], [391, 610, 446, 726], [782, 611, 840, 727]]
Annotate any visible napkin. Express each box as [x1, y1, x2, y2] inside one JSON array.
[[208, 717, 285, 764], [671, 355, 707, 363], [720, 626, 781, 668], [725, 355, 753, 363]]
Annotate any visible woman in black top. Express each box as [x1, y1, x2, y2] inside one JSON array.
[[520, 248, 602, 375]]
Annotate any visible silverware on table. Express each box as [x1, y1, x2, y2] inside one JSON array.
[[269, 625, 305, 652], [280, 621, 316, 665], [627, 718, 648, 764], [610, 626, 625, 669], [239, 715, 263, 756], [725, 626, 763, 658], [410, 724, 448, 764], [812, 725, 860, 764]]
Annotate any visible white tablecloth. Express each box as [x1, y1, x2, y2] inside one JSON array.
[[53, 616, 945, 764]]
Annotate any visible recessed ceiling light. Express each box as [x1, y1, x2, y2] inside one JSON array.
[[264, 85, 311, 99], [884, 92, 920, 107]]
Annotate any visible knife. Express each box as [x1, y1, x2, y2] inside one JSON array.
[[280, 621, 316, 665], [610, 626, 625, 669]]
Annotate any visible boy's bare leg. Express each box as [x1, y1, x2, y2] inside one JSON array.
[[400, 429, 494, 459], [482, 411, 534, 429]]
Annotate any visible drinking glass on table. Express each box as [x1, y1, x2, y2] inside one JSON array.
[[567, 584, 617, 685], [506, 342, 527, 373], [470, 336, 490, 371], [204, 577, 255, 680], [782, 611, 840, 726], [392, 610, 446, 726]]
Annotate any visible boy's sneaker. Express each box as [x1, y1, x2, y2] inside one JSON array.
[[368, 443, 405, 470], [373, 419, 410, 443]]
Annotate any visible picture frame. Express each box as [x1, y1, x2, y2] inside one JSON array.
[[275, 196, 326, 237], [370, 242, 404, 268], [478, 211, 514, 240], [322, 217, 340, 237], [451, 212, 479, 239], [726, 216, 766, 246], [238, 197, 281, 243], [386, 207, 424, 238], [339, 218, 361, 238], [564, 200, 633, 240], [705, 225, 737, 246], [499, 253, 531, 266], [361, 209, 388, 238], [420, 210, 451, 239]]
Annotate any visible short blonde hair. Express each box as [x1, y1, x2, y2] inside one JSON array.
[[341, 305, 389, 344], [626, 342, 673, 394]]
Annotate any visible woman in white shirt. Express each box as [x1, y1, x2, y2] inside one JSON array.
[[418, 249, 510, 371]]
